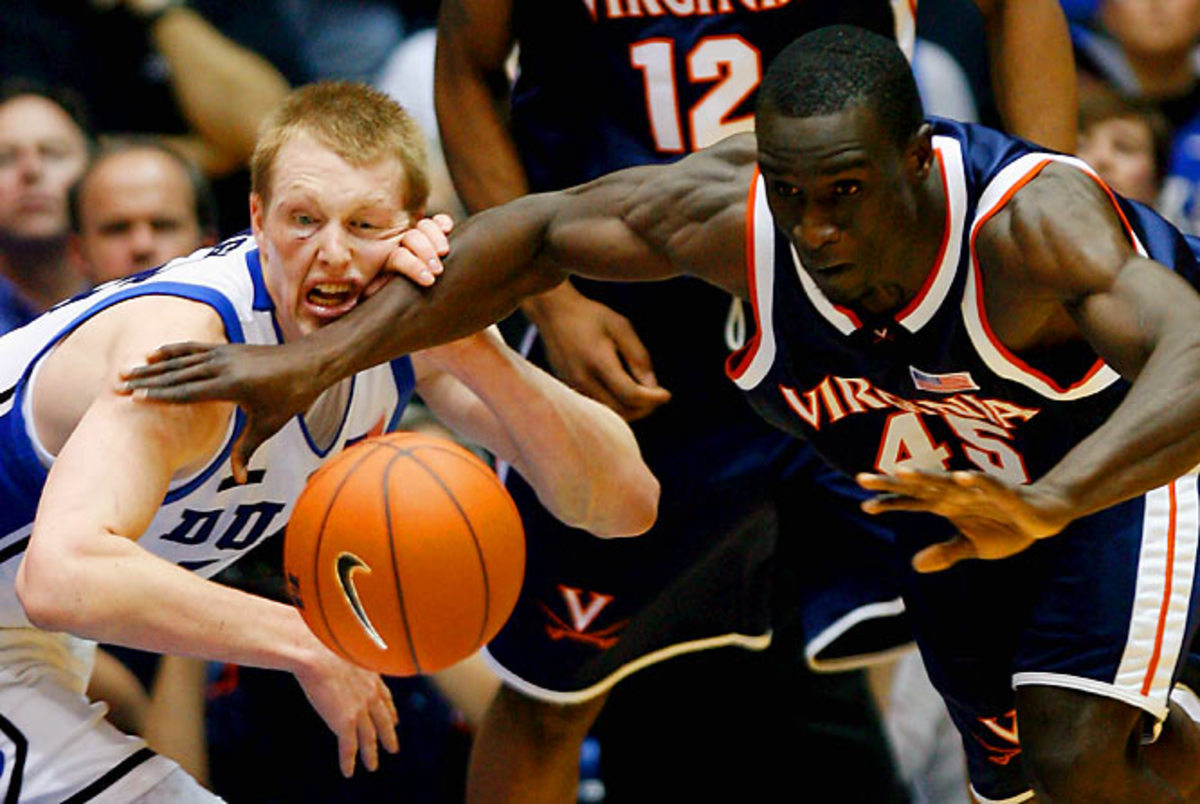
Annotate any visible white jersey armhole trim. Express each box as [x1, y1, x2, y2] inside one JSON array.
[[21, 357, 54, 468], [963, 152, 1131, 400], [729, 173, 778, 390]]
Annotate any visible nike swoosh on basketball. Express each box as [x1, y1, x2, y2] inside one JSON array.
[[335, 552, 389, 650]]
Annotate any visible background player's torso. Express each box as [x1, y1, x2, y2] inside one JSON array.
[[510, 0, 915, 481]]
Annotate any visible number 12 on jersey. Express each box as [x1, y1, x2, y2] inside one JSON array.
[[630, 35, 761, 153]]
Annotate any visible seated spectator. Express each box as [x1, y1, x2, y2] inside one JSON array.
[[0, 80, 92, 333], [1077, 86, 1172, 205], [1, 0, 293, 236], [69, 136, 219, 285], [1069, 0, 1200, 232]]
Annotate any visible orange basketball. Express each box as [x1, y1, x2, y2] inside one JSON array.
[[284, 431, 525, 676]]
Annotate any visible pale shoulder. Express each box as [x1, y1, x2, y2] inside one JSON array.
[[35, 296, 233, 460], [59, 295, 229, 379]]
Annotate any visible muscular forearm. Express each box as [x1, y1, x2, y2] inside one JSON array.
[[152, 7, 291, 171], [311, 198, 569, 387], [977, 0, 1077, 152], [1035, 328, 1200, 519]]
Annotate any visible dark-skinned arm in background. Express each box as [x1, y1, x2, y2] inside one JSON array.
[[119, 137, 756, 478], [859, 163, 1200, 571], [974, 0, 1078, 153], [434, 0, 671, 421]]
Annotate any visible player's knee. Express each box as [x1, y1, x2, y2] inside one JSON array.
[[1022, 734, 1118, 802], [495, 684, 606, 747], [1019, 692, 1142, 802]]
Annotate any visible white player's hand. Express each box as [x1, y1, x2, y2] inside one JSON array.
[[372, 213, 453, 293], [293, 646, 400, 777]]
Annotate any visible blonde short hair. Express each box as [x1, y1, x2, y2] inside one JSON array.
[[251, 81, 429, 213]]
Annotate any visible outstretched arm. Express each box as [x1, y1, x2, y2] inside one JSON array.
[[412, 328, 659, 538], [124, 0, 292, 176], [861, 165, 1200, 570], [120, 141, 753, 474]]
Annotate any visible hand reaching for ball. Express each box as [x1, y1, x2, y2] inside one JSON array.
[[292, 639, 401, 778]]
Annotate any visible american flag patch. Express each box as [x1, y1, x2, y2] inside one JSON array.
[[909, 366, 978, 393]]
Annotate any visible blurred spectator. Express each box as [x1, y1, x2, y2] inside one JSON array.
[[273, 0, 407, 84], [1069, 0, 1200, 232], [0, 80, 92, 333], [68, 137, 219, 285], [1, 0, 293, 236], [1077, 86, 1172, 204]]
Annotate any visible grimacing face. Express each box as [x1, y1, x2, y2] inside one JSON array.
[[756, 101, 932, 317], [0, 95, 89, 241], [251, 130, 416, 343], [74, 148, 209, 284]]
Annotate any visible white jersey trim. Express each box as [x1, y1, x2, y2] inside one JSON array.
[[963, 153, 1135, 400], [803, 597, 915, 672], [728, 172, 778, 390], [970, 784, 1035, 804], [791, 138, 966, 336], [895, 136, 967, 332], [1114, 475, 1200, 713], [480, 630, 772, 704]]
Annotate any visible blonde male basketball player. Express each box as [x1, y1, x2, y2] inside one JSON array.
[[0, 81, 657, 803]]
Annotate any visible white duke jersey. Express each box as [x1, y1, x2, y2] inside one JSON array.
[[0, 234, 416, 630]]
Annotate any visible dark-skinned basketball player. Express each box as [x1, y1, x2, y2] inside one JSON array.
[[123, 27, 1200, 803]]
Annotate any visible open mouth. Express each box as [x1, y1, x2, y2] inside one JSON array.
[[306, 281, 361, 315]]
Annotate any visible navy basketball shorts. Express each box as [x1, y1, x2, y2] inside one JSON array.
[[891, 474, 1200, 803], [484, 443, 913, 703]]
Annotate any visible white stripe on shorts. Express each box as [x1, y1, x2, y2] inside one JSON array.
[[1114, 477, 1199, 715]]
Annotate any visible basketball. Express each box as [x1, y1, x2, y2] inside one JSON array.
[[284, 431, 525, 676]]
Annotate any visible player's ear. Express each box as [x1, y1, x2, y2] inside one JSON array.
[[249, 193, 266, 241], [905, 123, 935, 183]]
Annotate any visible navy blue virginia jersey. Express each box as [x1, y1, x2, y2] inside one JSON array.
[[728, 118, 1200, 483], [511, 0, 914, 187], [510, 0, 916, 476]]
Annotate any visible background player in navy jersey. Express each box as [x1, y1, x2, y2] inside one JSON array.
[[125, 27, 1200, 802], [433, 0, 1077, 799], [0, 81, 657, 803]]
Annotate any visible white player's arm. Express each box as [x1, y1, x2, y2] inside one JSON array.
[[17, 299, 307, 662], [16, 297, 396, 775], [429, 651, 501, 729], [411, 328, 660, 537]]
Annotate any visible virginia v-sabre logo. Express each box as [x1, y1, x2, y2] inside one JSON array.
[[336, 552, 389, 650]]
